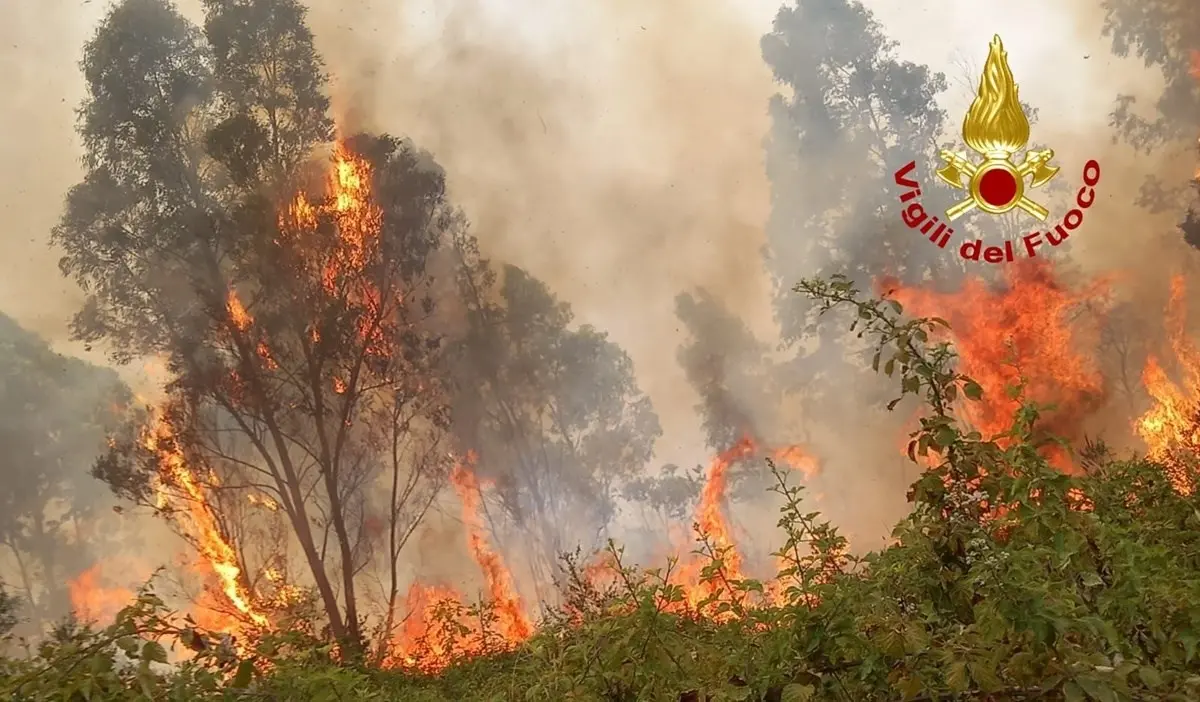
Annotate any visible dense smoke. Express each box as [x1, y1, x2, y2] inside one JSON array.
[[1, 0, 1197, 630]]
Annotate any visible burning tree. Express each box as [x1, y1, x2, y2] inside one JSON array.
[[54, 0, 461, 654], [51, 0, 665, 662], [447, 258, 662, 597]]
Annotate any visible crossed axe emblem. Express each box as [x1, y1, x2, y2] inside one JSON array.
[[935, 148, 1060, 222]]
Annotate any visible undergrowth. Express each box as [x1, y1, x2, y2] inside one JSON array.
[[4, 275, 1200, 701]]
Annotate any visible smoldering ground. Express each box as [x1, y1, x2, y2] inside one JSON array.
[[0, 0, 1196, 621]]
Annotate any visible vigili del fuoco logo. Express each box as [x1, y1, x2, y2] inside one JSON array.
[[892, 35, 1100, 263]]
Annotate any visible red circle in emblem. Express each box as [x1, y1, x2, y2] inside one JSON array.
[[978, 168, 1018, 207]]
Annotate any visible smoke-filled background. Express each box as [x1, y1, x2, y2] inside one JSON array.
[[1, 0, 1197, 642]]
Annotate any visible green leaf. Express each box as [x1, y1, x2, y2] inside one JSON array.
[[1080, 572, 1104, 587], [116, 636, 139, 655], [963, 381, 983, 400], [897, 675, 924, 699], [946, 660, 969, 692], [779, 683, 815, 702], [1064, 682, 1085, 702], [903, 623, 929, 653], [1140, 666, 1164, 688], [231, 659, 256, 688], [1181, 632, 1197, 661], [969, 660, 1002, 692], [879, 628, 906, 657], [1077, 675, 1117, 702], [141, 640, 168, 664], [1008, 651, 1034, 676]]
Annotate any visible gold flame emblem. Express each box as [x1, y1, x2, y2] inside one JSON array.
[[936, 35, 1059, 221]]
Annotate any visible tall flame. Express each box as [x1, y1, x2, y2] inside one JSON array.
[[449, 458, 533, 641], [145, 414, 268, 628], [390, 456, 534, 672], [963, 35, 1030, 156], [666, 436, 821, 615], [1135, 275, 1198, 494]]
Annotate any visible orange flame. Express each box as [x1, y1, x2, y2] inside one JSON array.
[[390, 456, 534, 672], [144, 414, 268, 628], [666, 436, 822, 615], [1135, 275, 1198, 494], [69, 562, 138, 624], [883, 259, 1107, 470], [449, 458, 533, 641], [227, 291, 251, 332]]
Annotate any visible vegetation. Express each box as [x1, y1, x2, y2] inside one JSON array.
[[52, 0, 659, 659], [3, 0, 1199, 700], [3, 277, 1200, 700]]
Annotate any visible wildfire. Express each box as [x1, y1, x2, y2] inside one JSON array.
[[689, 436, 756, 586], [664, 436, 822, 616], [115, 137, 839, 669], [449, 458, 533, 641], [227, 291, 251, 332], [884, 259, 1107, 470], [143, 413, 268, 629], [69, 562, 138, 624], [390, 456, 533, 672], [277, 142, 382, 296], [1135, 275, 1198, 494]]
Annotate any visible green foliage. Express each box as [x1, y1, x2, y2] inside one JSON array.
[[8, 276, 1200, 701]]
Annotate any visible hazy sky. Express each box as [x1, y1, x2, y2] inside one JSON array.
[[0, 0, 1157, 465], [0, 0, 1138, 332]]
